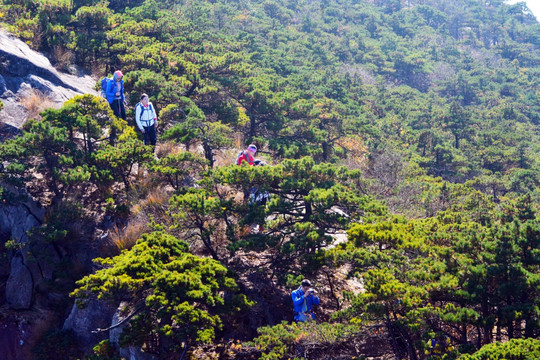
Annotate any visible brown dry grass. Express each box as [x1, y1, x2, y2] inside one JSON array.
[[132, 168, 157, 199], [20, 89, 55, 121], [214, 133, 244, 167], [155, 141, 183, 158], [109, 222, 146, 253], [51, 45, 75, 72], [214, 148, 240, 167], [141, 186, 170, 217]]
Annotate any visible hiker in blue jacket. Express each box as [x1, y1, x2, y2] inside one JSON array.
[[135, 93, 158, 147], [291, 279, 320, 322], [106, 70, 126, 120]]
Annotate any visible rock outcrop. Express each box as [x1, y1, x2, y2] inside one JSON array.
[[0, 28, 101, 359], [0, 193, 49, 360], [109, 303, 158, 360], [0, 194, 45, 310], [5, 254, 34, 310], [63, 299, 118, 354], [0, 29, 97, 130]]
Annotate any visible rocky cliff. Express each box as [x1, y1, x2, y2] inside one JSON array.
[[0, 29, 96, 132], [0, 29, 102, 360]]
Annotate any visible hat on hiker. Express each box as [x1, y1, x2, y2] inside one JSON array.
[[114, 70, 123, 78], [247, 144, 257, 153]]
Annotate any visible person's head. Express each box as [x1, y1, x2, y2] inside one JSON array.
[[301, 279, 311, 293], [113, 70, 124, 81], [246, 144, 257, 157], [140, 93, 149, 105]]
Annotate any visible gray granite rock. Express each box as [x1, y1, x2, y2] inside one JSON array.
[[110, 302, 158, 360], [6, 254, 33, 310], [0, 29, 97, 129], [109, 302, 129, 349], [1, 193, 50, 311], [119, 347, 158, 360], [63, 299, 118, 354]]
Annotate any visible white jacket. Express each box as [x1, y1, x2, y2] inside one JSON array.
[[135, 102, 157, 131]]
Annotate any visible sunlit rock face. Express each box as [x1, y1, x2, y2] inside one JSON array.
[[0, 29, 96, 131]]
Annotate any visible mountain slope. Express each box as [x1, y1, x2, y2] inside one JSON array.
[[0, 1, 539, 359]]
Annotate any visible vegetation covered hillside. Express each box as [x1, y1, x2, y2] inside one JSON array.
[[0, 0, 539, 359]]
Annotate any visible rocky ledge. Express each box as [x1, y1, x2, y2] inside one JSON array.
[[0, 29, 97, 131]]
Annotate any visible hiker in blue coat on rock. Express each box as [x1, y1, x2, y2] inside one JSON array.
[[291, 279, 320, 322], [106, 70, 126, 120]]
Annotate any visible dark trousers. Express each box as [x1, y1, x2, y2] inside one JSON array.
[[143, 124, 157, 146], [111, 99, 126, 120]]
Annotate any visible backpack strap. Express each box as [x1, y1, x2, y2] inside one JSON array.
[[237, 151, 245, 165]]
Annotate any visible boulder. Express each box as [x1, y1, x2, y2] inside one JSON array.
[[1, 201, 48, 309], [108, 302, 128, 348], [63, 299, 118, 354], [0, 203, 41, 245], [6, 254, 33, 310], [0, 29, 96, 129], [110, 302, 158, 360]]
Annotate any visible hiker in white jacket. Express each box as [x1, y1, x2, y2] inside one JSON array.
[[135, 93, 158, 147]]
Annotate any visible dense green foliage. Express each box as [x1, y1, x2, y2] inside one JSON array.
[[72, 231, 251, 354], [459, 338, 540, 360], [328, 207, 540, 358], [4, 0, 540, 177], [0, 94, 151, 203], [169, 157, 383, 268], [1, 0, 539, 359]]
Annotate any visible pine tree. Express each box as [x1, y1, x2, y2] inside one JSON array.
[[72, 232, 251, 355]]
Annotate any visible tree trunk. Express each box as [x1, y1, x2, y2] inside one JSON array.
[[249, 103, 257, 139], [322, 141, 329, 162], [507, 320, 514, 339], [461, 324, 468, 344], [121, 174, 131, 192], [305, 201, 312, 221], [202, 141, 214, 168], [86, 121, 93, 154], [200, 225, 219, 261]]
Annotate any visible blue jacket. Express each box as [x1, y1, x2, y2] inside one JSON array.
[[106, 76, 124, 104], [291, 286, 320, 321]]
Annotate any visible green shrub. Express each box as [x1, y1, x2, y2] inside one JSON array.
[[88, 340, 122, 360], [459, 338, 540, 360], [72, 231, 252, 356], [252, 321, 362, 360]]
